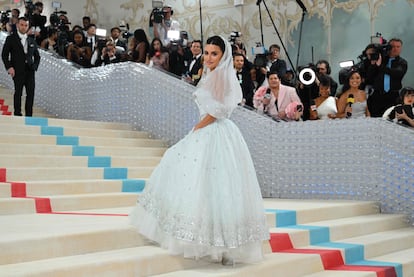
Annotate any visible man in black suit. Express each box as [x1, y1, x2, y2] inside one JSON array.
[[186, 40, 203, 86], [2, 17, 40, 116], [234, 53, 255, 109]]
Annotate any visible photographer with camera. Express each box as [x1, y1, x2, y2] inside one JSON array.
[[48, 10, 71, 58], [253, 71, 303, 121], [109, 27, 127, 53], [363, 38, 408, 117], [66, 30, 91, 67], [23, 1, 46, 45], [94, 41, 121, 66], [153, 6, 180, 47], [383, 86, 414, 128], [259, 45, 287, 83]]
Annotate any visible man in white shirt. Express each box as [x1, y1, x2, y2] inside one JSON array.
[[153, 6, 180, 46]]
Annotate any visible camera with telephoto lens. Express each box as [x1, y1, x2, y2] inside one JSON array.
[[338, 33, 391, 85], [24, 0, 36, 14], [49, 10, 68, 31], [251, 42, 268, 68], [0, 10, 10, 25], [152, 8, 164, 24], [358, 33, 391, 63]]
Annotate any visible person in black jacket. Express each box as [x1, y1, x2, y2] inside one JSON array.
[[2, 17, 40, 116], [233, 53, 255, 108], [364, 39, 408, 117]]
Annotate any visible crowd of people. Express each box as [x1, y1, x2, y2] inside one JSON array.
[[231, 35, 411, 127], [1, 4, 197, 79], [1, 2, 412, 127]]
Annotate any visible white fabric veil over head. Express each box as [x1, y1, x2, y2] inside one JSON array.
[[194, 36, 242, 119]]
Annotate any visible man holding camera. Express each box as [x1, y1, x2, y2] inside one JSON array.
[[95, 41, 121, 66], [365, 38, 408, 117], [153, 6, 180, 47], [2, 16, 40, 116]]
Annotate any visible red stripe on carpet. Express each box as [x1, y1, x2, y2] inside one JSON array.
[[269, 233, 293, 251], [8, 181, 126, 216], [0, 168, 6, 182], [11, 182, 27, 197], [270, 233, 397, 277], [0, 99, 4, 105], [10, 182, 51, 213], [282, 248, 344, 268], [1, 105, 9, 111], [332, 265, 397, 277], [28, 197, 52, 213]]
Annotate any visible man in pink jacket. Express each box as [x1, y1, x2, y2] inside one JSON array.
[[253, 71, 303, 121]]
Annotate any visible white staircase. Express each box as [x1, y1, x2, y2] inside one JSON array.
[[0, 86, 413, 277]]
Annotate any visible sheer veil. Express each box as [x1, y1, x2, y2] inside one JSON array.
[[194, 36, 242, 118]]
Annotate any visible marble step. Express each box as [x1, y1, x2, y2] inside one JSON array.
[[0, 122, 151, 139], [0, 114, 133, 130], [302, 271, 376, 277], [0, 192, 140, 214], [0, 179, 146, 197], [0, 246, 215, 277], [373, 247, 414, 277], [0, 143, 166, 157], [0, 213, 146, 265], [0, 133, 166, 148], [0, 155, 161, 168], [263, 199, 380, 225], [339, 227, 414, 259], [4, 166, 154, 181]]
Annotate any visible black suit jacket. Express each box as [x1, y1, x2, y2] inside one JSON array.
[[189, 56, 203, 76], [269, 59, 287, 78], [237, 62, 255, 108], [2, 32, 40, 74], [188, 55, 203, 86]]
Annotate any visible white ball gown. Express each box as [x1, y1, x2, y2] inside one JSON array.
[[129, 37, 269, 263]]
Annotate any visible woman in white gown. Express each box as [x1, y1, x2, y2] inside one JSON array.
[[129, 36, 269, 264]]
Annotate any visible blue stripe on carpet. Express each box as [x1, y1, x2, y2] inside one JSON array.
[[317, 242, 364, 263], [88, 156, 111, 167], [288, 225, 330, 244], [265, 209, 402, 276], [25, 117, 48, 126], [104, 167, 128, 179], [41, 126, 64, 135], [265, 209, 297, 227], [122, 179, 146, 192], [57, 136, 79, 145], [72, 146, 95, 156]]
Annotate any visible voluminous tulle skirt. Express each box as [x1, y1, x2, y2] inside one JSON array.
[[129, 118, 269, 263]]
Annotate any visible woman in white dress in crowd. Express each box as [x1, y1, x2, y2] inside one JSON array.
[[309, 74, 338, 120], [129, 35, 269, 265], [334, 70, 370, 118]]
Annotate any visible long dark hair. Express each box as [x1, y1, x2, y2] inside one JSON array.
[[133, 29, 150, 49], [149, 37, 167, 57], [206, 35, 225, 54], [341, 69, 362, 93]]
